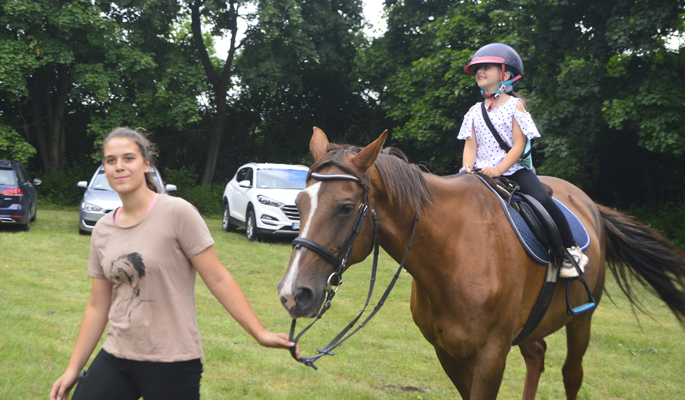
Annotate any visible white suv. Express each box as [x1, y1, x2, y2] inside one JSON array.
[[222, 163, 308, 241]]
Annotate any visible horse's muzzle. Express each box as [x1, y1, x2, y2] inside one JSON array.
[[279, 285, 322, 319]]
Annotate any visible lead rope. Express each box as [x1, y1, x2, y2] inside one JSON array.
[[289, 212, 420, 370]]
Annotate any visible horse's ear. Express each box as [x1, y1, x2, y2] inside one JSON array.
[[310, 127, 329, 162], [351, 130, 388, 173]]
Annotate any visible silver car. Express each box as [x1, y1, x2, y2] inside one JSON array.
[[77, 165, 176, 234]]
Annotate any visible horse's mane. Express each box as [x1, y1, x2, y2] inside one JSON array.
[[308, 143, 436, 212]]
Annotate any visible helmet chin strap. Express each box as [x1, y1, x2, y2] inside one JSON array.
[[481, 64, 522, 111]]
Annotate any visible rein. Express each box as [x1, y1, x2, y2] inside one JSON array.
[[288, 171, 420, 370]]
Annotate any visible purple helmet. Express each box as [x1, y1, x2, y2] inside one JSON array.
[[464, 43, 524, 80]]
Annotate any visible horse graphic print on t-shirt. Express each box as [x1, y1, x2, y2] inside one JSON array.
[[110, 252, 153, 323]]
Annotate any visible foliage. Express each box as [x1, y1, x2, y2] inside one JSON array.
[[629, 202, 685, 251], [35, 162, 98, 207], [0, 124, 36, 164], [233, 0, 382, 166], [164, 166, 224, 216]]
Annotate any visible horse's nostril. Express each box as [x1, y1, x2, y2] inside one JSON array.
[[280, 296, 288, 305], [294, 287, 313, 309]]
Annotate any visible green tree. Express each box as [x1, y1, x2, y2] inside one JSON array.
[[0, 0, 123, 173], [0, 0, 209, 175], [0, 124, 36, 164], [515, 0, 685, 203], [233, 0, 377, 167], [187, 0, 242, 185]]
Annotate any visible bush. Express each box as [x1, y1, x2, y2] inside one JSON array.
[[163, 167, 224, 217], [629, 202, 685, 252], [35, 163, 98, 207]]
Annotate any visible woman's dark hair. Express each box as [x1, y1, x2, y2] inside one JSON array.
[[102, 127, 160, 193]]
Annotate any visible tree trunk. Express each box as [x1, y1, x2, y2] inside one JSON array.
[[31, 65, 70, 174], [191, 0, 239, 186], [29, 75, 50, 174]]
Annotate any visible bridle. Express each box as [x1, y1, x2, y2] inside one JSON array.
[[288, 170, 420, 370]]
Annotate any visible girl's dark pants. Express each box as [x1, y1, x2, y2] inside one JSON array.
[[71, 349, 202, 400], [508, 168, 576, 248]]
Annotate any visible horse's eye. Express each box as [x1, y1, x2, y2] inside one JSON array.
[[339, 204, 355, 216]]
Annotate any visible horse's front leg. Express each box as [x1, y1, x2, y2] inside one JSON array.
[[435, 339, 512, 400], [434, 345, 473, 399], [467, 341, 511, 399]]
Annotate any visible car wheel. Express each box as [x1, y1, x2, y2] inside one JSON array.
[[20, 218, 30, 232], [222, 202, 235, 232], [246, 209, 258, 242]]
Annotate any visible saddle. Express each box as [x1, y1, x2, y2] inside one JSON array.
[[470, 171, 596, 345], [474, 172, 564, 265]]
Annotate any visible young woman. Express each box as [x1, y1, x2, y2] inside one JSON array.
[[458, 43, 589, 278], [50, 127, 298, 400]]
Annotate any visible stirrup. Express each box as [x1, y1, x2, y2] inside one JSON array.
[[565, 276, 597, 316]]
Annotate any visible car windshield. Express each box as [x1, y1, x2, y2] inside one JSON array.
[[91, 170, 113, 190], [0, 169, 17, 186], [256, 169, 307, 189]]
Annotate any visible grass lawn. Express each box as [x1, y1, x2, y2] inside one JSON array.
[[0, 209, 683, 399]]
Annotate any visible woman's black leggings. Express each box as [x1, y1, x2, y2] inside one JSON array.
[[507, 168, 576, 248], [71, 349, 202, 400]]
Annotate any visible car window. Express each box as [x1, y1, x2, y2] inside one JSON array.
[[244, 168, 253, 185], [236, 168, 248, 182], [257, 169, 307, 189], [0, 169, 17, 186], [15, 165, 28, 184], [150, 169, 163, 186], [91, 170, 114, 190]]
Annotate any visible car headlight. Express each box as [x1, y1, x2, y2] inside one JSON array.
[[82, 202, 103, 212], [257, 195, 283, 208]]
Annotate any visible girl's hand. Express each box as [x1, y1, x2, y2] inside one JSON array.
[[480, 166, 502, 178], [257, 331, 301, 359], [50, 369, 80, 400]]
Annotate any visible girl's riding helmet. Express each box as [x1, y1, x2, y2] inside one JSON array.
[[464, 43, 524, 80], [464, 43, 524, 110]]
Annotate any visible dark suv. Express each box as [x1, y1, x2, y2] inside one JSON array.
[[0, 160, 41, 231]]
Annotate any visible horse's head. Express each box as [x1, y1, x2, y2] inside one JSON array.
[[277, 127, 387, 318]]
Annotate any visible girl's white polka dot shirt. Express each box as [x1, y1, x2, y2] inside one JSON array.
[[458, 96, 541, 176]]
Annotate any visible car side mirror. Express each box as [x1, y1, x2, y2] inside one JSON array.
[[77, 181, 88, 189], [165, 184, 177, 192], [33, 178, 42, 186], [238, 180, 252, 188]]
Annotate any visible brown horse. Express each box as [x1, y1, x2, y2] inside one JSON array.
[[277, 127, 685, 399]]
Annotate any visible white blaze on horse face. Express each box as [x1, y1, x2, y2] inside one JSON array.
[[280, 182, 322, 309]]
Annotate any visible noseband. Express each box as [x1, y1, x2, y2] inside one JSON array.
[[288, 170, 419, 370]]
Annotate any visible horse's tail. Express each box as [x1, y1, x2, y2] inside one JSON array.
[[598, 204, 685, 327]]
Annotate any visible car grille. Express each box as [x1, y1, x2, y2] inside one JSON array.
[[280, 205, 299, 221]]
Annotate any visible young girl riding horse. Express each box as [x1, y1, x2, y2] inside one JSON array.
[[458, 43, 588, 277]]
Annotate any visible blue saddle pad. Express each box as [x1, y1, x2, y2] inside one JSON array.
[[505, 198, 590, 265]]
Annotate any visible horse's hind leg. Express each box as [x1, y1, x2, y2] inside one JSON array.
[[434, 346, 473, 399], [562, 314, 593, 400], [519, 339, 547, 400]]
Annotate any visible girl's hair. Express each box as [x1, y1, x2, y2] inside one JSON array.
[[102, 127, 161, 193]]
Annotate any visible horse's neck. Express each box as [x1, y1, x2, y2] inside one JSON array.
[[373, 175, 496, 281]]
